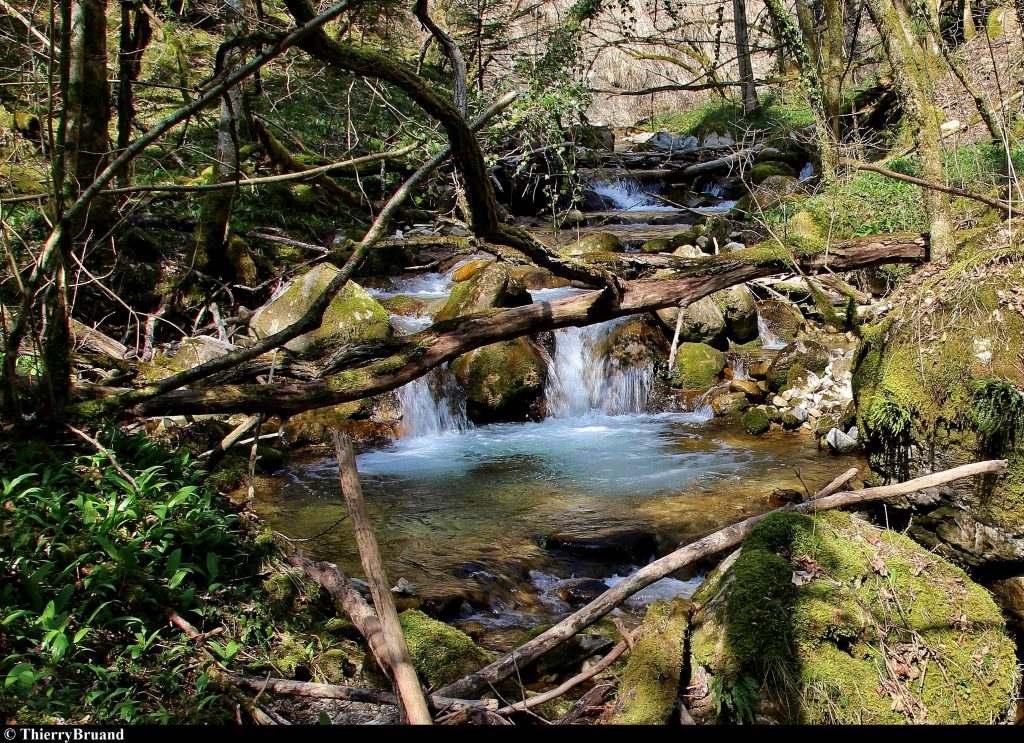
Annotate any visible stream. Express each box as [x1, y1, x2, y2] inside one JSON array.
[[255, 164, 863, 646]]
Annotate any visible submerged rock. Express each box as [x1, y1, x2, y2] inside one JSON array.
[[687, 511, 1019, 724], [670, 343, 726, 390], [249, 265, 392, 358], [544, 528, 659, 564]]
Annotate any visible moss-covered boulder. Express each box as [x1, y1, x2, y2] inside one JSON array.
[[561, 231, 624, 257], [435, 263, 530, 322], [766, 340, 830, 392], [733, 174, 803, 214], [640, 238, 673, 254], [670, 343, 726, 390], [144, 336, 233, 381], [451, 338, 547, 422], [399, 610, 492, 689], [742, 407, 771, 435], [853, 266, 1024, 566], [507, 264, 570, 290], [786, 210, 825, 242], [249, 265, 392, 358], [756, 300, 805, 346], [687, 511, 1019, 724], [608, 599, 689, 724], [749, 161, 797, 185], [710, 390, 748, 416], [281, 399, 375, 446], [712, 284, 758, 343], [605, 315, 668, 367], [657, 298, 727, 348]]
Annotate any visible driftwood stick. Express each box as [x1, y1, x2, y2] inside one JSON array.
[[286, 551, 388, 669], [496, 635, 632, 715], [557, 682, 613, 725], [809, 466, 860, 501], [439, 459, 1008, 699], [229, 674, 496, 711], [201, 414, 262, 465], [332, 431, 433, 725]]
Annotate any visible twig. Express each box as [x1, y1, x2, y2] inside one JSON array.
[[65, 425, 140, 491]]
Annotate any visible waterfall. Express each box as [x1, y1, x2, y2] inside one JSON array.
[[799, 162, 814, 181], [588, 178, 675, 212], [397, 365, 470, 437], [757, 311, 788, 350], [545, 321, 654, 418]]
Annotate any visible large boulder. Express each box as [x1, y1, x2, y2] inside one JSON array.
[[451, 338, 547, 422], [853, 267, 1024, 568], [435, 262, 530, 322], [657, 298, 727, 348], [399, 610, 492, 688], [249, 265, 392, 358], [670, 342, 726, 390], [711, 284, 758, 343], [687, 511, 1019, 724], [561, 231, 625, 258], [766, 339, 830, 392], [605, 315, 668, 367]]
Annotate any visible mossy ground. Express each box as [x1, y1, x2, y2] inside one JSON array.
[[689, 511, 1019, 724]]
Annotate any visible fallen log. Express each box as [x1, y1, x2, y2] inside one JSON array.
[[229, 674, 496, 712], [437, 459, 1007, 699], [679, 146, 760, 178], [331, 432, 432, 724], [137, 234, 928, 416]]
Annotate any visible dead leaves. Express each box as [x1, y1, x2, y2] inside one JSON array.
[[791, 554, 825, 586]]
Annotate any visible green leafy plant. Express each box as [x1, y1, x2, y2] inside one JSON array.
[[972, 379, 1024, 454], [711, 672, 761, 724]]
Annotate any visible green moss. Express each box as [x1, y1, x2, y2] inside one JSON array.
[[451, 338, 546, 420], [610, 599, 689, 724], [742, 407, 771, 435], [750, 161, 797, 184], [398, 610, 492, 689], [689, 511, 1020, 724], [670, 342, 726, 389]]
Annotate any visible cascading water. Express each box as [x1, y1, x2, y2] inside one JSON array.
[[545, 320, 654, 418], [396, 365, 470, 437], [588, 178, 677, 212], [757, 311, 788, 350]]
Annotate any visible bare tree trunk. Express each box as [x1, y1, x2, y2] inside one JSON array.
[[864, 0, 954, 261], [733, 0, 759, 116], [192, 0, 255, 284], [43, 0, 110, 410], [116, 0, 151, 185], [414, 0, 468, 116]]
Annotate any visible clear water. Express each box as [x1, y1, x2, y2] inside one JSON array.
[[757, 310, 789, 350]]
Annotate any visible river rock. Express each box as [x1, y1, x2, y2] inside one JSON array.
[[989, 576, 1024, 620], [581, 187, 616, 211], [670, 343, 726, 390], [573, 124, 615, 151], [507, 264, 570, 290], [625, 131, 699, 153], [436, 262, 530, 322], [557, 578, 611, 605], [451, 338, 546, 422], [825, 427, 858, 454], [733, 174, 802, 214], [249, 264, 392, 358], [702, 132, 735, 149], [710, 391, 748, 416], [561, 231, 624, 257], [741, 407, 771, 435], [687, 511, 1020, 724], [605, 315, 668, 367], [756, 300, 805, 345], [657, 297, 727, 348], [543, 528, 659, 564], [749, 160, 797, 184], [398, 609, 493, 688], [451, 258, 491, 282], [640, 238, 673, 254], [729, 378, 762, 400], [766, 340, 830, 392], [711, 284, 758, 343]]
